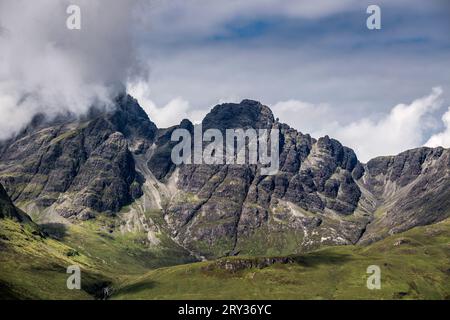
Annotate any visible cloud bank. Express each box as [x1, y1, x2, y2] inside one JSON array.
[[0, 0, 142, 139], [426, 106, 450, 148], [128, 80, 207, 127], [273, 88, 446, 162]]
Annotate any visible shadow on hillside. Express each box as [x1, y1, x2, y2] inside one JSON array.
[[208, 251, 354, 273], [117, 280, 157, 296], [40, 223, 68, 240], [30, 262, 66, 272], [291, 252, 352, 268], [83, 277, 113, 300], [0, 281, 27, 300]]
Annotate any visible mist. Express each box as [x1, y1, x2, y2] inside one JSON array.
[[0, 0, 144, 139]]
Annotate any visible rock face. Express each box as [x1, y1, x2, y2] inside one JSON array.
[[0, 97, 448, 258], [147, 119, 194, 180], [161, 101, 369, 258], [0, 183, 31, 223], [0, 94, 156, 219], [358, 147, 450, 243], [206, 257, 295, 273]]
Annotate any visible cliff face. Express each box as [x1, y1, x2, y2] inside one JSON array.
[[0, 97, 448, 258], [358, 147, 450, 244], [0, 183, 32, 223], [159, 100, 368, 258], [0, 95, 156, 220]]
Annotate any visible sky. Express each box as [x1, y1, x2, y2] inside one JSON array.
[[1, 0, 450, 162]]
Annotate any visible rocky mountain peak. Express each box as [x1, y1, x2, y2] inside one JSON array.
[[109, 94, 158, 143], [0, 94, 156, 219], [202, 100, 275, 131]]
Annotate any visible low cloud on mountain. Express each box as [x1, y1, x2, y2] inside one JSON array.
[[0, 0, 143, 139]]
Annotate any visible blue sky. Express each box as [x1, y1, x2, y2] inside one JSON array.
[[128, 0, 450, 161]]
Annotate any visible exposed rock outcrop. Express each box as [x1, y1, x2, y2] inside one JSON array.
[[0, 94, 156, 219], [160, 101, 370, 258], [358, 147, 450, 243], [0, 183, 32, 223]]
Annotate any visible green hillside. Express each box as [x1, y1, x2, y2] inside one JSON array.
[[1, 215, 448, 300], [111, 218, 450, 300], [0, 215, 195, 300]]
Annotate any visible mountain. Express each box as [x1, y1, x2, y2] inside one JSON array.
[[0, 95, 156, 220], [0, 97, 449, 260], [359, 147, 450, 243], [159, 101, 368, 258]]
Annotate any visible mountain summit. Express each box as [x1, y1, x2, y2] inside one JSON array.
[[203, 100, 275, 131]]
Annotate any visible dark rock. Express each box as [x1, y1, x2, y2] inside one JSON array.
[[0, 183, 32, 223], [0, 95, 155, 219], [207, 256, 295, 273], [147, 119, 194, 181], [359, 147, 450, 243]]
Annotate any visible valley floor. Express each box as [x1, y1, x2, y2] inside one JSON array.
[[1, 217, 449, 300]]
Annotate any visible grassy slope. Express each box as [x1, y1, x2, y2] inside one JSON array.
[[0, 219, 98, 299], [112, 218, 450, 300], [52, 213, 197, 273], [0, 213, 196, 300], [1, 216, 449, 300]]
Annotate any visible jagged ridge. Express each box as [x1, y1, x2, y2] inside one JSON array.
[[0, 97, 449, 259]]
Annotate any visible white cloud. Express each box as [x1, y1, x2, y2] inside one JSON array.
[[272, 87, 444, 162], [425, 106, 450, 148], [1, 0, 448, 159], [272, 100, 337, 137], [139, 43, 450, 130], [335, 87, 443, 161], [127, 81, 206, 128], [0, 0, 143, 139], [132, 83, 447, 162]]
